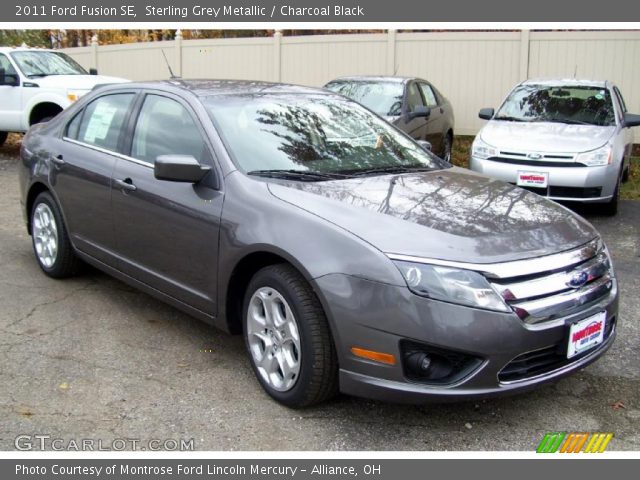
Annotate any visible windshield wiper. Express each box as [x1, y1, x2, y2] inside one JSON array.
[[346, 165, 439, 177], [544, 118, 593, 126], [493, 115, 528, 122], [247, 169, 352, 181]]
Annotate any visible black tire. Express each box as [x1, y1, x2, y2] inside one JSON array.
[[30, 191, 82, 278], [622, 162, 630, 183], [600, 171, 621, 216], [442, 133, 452, 163], [0, 131, 7, 147], [243, 264, 338, 408]]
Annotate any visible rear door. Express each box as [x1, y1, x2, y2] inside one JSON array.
[[111, 91, 223, 315], [54, 91, 137, 263]]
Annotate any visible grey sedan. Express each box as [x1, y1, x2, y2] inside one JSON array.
[[19, 80, 616, 407], [324, 76, 455, 162]]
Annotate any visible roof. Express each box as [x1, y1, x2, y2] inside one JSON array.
[[326, 75, 412, 84], [522, 78, 610, 88], [104, 79, 334, 97], [0, 47, 56, 54]]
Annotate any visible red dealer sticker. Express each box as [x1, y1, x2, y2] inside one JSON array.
[[517, 171, 548, 188], [567, 312, 606, 359]]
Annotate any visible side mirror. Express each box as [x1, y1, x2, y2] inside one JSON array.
[[89, 68, 98, 75], [417, 140, 432, 152], [479, 108, 495, 120], [408, 105, 431, 120], [154, 155, 210, 183], [0, 68, 20, 87], [622, 113, 640, 128]]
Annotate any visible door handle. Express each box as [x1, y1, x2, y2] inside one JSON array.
[[114, 178, 137, 192], [51, 154, 65, 166]]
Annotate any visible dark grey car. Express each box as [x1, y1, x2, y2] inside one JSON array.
[[18, 80, 617, 407], [324, 76, 455, 161]]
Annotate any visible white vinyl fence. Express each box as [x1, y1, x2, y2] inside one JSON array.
[[63, 30, 640, 136]]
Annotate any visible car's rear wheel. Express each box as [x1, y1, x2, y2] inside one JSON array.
[[0, 132, 7, 147], [31, 192, 81, 278], [442, 133, 452, 163], [622, 162, 630, 183], [243, 264, 338, 407]]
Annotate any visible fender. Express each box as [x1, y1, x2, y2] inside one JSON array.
[[22, 91, 71, 130]]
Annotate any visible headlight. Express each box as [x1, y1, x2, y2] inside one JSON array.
[[394, 261, 510, 312], [471, 137, 498, 160], [67, 89, 90, 102], [576, 144, 612, 167]]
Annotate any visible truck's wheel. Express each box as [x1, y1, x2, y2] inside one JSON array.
[[0, 132, 7, 147], [243, 264, 338, 408]]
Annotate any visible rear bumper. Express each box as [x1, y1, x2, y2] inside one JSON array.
[[313, 273, 618, 404], [469, 156, 619, 203]]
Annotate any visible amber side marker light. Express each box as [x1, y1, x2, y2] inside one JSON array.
[[351, 347, 396, 365]]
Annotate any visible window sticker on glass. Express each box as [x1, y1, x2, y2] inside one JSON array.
[[84, 103, 118, 143]]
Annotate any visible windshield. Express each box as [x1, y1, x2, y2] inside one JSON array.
[[10, 51, 87, 77], [324, 81, 404, 117], [495, 84, 616, 126], [205, 94, 446, 178]]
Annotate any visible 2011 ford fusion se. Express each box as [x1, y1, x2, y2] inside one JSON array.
[[18, 80, 617, 407]]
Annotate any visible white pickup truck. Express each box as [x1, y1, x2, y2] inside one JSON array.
[[0, 47, 128, 147]]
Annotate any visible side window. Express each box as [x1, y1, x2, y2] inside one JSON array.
[[132, 95, 207, 164], [65, 111, 83, 140], [419, 83, 438, 107], [0, 53, 17, 75], [76, 93, 134, 151], [406, 82, 425, 113]]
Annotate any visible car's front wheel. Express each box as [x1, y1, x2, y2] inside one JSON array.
[[600, 169, 622, 216], [31, 192, 81, 278], [0, 132, 7, 147], [243, 264, 338, 407]]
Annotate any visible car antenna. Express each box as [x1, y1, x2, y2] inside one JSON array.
[[574, 64, 578, 78], [161, 49, 179, 79]]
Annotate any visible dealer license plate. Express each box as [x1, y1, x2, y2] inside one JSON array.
[[517, 171, 548, 188], [567, 312, 606, 359]]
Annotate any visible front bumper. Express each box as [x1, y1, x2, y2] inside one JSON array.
[[469, 156, 619, 203], [313, 274, 618, 404]]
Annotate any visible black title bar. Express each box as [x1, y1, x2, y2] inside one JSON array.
[[4, 0, 640, 22]]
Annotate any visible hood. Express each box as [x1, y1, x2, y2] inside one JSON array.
[[481, 120, 615, 154], [267, 168, 598, 264], [32, 74, 129, 90]]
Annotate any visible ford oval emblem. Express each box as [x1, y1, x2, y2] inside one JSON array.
[[567, 271, 589, 289], [527, 153, 543, 160]]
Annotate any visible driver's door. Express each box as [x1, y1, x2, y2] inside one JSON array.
[[111, 92, 223, 315], [0, 53, 21, 131], [401, 81, 428, 141]]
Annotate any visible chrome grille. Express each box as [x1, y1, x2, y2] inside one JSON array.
[[488, 243, 614, 324]]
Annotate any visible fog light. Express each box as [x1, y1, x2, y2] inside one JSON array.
[[400, 340, 483, 385], [405, 351, 454, 380]]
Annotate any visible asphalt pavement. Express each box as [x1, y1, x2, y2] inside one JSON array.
[[0, 141, 638, 451]]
